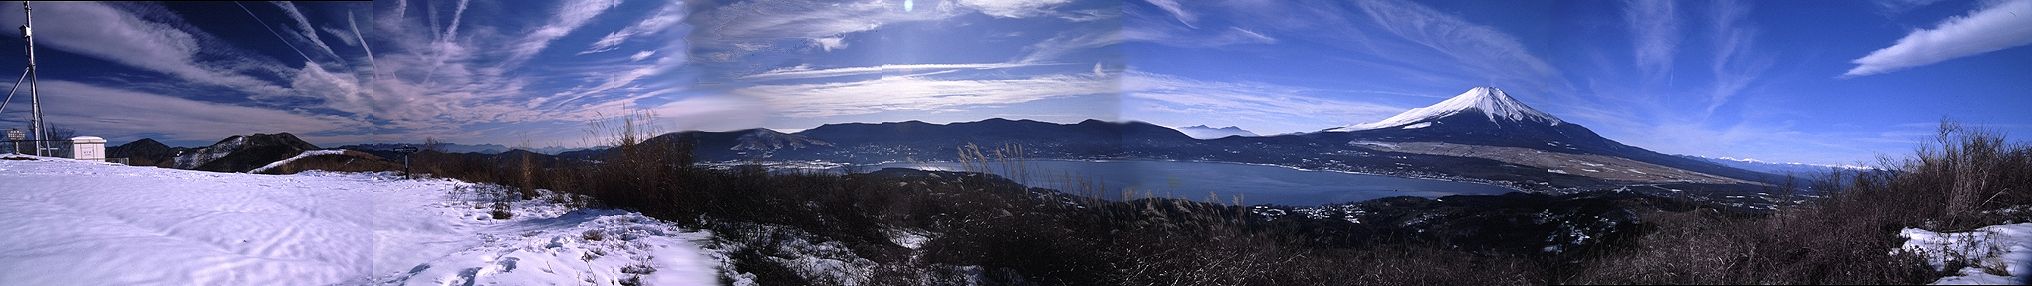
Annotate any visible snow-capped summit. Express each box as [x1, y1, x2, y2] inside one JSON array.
[[1329, 86, 1562, 132]]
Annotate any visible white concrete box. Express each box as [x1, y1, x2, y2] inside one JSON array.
[[70, 136, 105, 161]]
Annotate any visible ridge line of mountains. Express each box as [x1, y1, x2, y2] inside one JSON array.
[[104, 87, 1856, 198]]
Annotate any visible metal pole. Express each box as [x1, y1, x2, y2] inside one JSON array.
[[22, 2, 44, 157]]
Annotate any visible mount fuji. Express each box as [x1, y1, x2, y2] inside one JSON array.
[[1313, 86, 1782, 186], [1327, 86, 1563, 132], [1319, 86, 1618, 151]]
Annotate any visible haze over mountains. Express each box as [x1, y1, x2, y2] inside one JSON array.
[[1175, 125, 1260, 139]]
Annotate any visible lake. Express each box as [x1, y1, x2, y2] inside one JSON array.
[[838, 160, 1518, 206]]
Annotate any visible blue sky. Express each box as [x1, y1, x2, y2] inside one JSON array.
[[688, 0, 1123, 132], [0, 0, 693, 149], [0, 0, 2024, 165], [1120, 0, 2032, 165]]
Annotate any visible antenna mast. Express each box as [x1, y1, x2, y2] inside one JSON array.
[[20, 2, 44, 156]]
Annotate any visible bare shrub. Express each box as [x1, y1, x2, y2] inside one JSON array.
[[489, 202, 513, 220], [1569, 119, 2031, 284]]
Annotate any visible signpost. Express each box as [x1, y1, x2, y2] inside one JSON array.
[[6, 128, 20, 154], [395, 146, 419, 178]]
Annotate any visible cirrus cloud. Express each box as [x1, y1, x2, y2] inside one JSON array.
[[735, 74, 1115, 118], [1843, 0, 2032, 77]]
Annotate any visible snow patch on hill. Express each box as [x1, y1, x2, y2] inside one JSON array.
[[1701, 156, 1876, 171], [173, 136, 245, 169], [247, 149, 349, 173], [0, 156, 723, 285], [1900, 223, 2032, 284]]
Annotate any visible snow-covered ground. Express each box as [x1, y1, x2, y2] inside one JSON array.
[[0, 156, 723, 285], [1900, 223, 2032, 285], [247, 149, 349, 173]]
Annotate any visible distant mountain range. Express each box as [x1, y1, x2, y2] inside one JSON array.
[[1174, 125, 1259, 139], [558, 87, 1789, 192], [109, 133, 326, 173], [1680, 155, 1876, 178], [338, 143, 594, 155], [107, 86, 1796, 195], [106, 136, 594, 173]]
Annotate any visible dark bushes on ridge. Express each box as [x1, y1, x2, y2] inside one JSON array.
[[399, 116, 2031, 285]]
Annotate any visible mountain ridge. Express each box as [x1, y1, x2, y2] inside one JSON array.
[[1177, 125, 1259, 139]]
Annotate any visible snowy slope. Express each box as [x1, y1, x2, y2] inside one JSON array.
[[173, 136, 246, 169], [0, 156, 722, 285], [247, 149, 349, 173], [1328, 86, 1563, 132], [1901, 223, 2032, 285]]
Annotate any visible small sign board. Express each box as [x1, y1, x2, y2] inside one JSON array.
[[6, 128, 21, 141], [393, 146, 420, 153]]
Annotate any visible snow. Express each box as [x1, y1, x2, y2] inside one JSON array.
[[1329, 86, 1562, 132], [1706, 156, 1877, 171], [0, 155, 721, 285], [1899, 223, 2032, 285], [247, 149, 349, 173], [173, 136, 245, 169], [885, 228, 931, 250], [1349, 141, 1398, 149], [1400, 122, 1433, 129]]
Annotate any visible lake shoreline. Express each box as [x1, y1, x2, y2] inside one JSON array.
[[817, 158, 1522, 206]]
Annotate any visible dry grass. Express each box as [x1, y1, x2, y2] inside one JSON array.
[[402, 115, 2030, 285], [1566, 120, 2031, 284]]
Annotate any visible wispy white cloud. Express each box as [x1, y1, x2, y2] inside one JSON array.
[[4, 2, 294, 99], [581, 1, 685, 54], [236, 2, 314, 63], [1141, 0, 1196, 28], [349, 0, 693, 140], [1123, 71, 1405, 134], [347, 10, 377, 80], [811, 37, 847, 52], [1351, 0, 1561, 83], [1873, 0, 1948, 15], [957, 0, 1072, 18], [694, 0, 1100, 62], [273, 2, 344, 65], [1056, 8, 1119, 22], [1623, 0, 1679, 80], [1843, 0, 2032, 77], [1701, 0, 1773, 115], [691, 0, 962, 61], [16, 80, 369, 143], [739, 63, 1046, 81], [321, 25, 359, 47], [1020, 29, 1121, 63], [1123, 26, 1277, 48], [642, 95, 769, 132], [504, 0, 623, 66], [735, 74, 1115, 118]]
